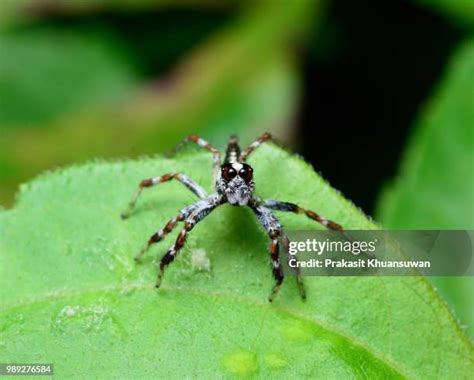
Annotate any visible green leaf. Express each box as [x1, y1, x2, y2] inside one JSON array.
[[1, 144, 472, 378], [377, 39, 474, 229], [376, 39, 474, 338]]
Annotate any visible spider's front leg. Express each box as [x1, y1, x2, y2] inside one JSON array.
[[263, 200, 343, 231], [249, 202, 286, 302], [155, 194, 222, 288], [121, 172, 207, 219], [134, 213, 185, 262], [281, 233, 306, 300], [134, 195, 211, 261]]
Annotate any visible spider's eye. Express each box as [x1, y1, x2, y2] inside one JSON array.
[[222, 165, 237, 180], [239, 164, 253, 182]]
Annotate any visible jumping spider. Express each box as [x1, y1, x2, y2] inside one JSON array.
[[121, 133, 343, 302]]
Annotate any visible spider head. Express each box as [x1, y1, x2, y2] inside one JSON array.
[[217, 162, 254, 205]]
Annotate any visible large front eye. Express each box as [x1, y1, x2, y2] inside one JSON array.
[[222, 165, 237, 180], [239, 164, 253, 182]]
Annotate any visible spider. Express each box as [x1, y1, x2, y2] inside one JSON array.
[[121, 133, 343, 302]]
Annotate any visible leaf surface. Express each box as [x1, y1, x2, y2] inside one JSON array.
[[1, 144, 472, 378]]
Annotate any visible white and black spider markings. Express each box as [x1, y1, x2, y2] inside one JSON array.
[[121, 133, 343, 302]]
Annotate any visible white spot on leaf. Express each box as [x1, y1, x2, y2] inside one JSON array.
[[190, 249, 211, 272]]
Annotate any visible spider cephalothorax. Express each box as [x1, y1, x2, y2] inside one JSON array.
[[217, 162, 254, 205], [121, 133, 343, 302]]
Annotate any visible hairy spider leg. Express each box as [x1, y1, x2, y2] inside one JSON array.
[[135, 192, 212, 260], [134, 213, 185, 262], [121, 173, 207, 219], [263, 200, 343, 231], [249, 202, 285, 302], [156, 194, 223, 288], [239, 132, 277, 161], [281, 233, 306, 299], [186, 134, 222, 181]]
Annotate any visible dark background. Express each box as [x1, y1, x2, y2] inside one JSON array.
[[301, 0, 463, 213]]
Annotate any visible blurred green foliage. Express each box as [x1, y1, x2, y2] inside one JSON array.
[[0, 27, 138, 126], [0, 0, 317, 206], [0, 0, 235, 29], [377, 39, 474, 229], [377, 39, 474, 337]]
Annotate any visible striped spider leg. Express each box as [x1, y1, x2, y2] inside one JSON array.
[[184, 134, 222, 182], [120, 134, 223, 287], [239, 132, 276, 161], [239, 133, 342, 300], [247, 198, 291, 302], [248, 198, 343, 301], [120, 173, 208, 219], [262, 200, 343, 231], [281, 232, 306, 299], [121, 134, 220, 219], [155, 194, 223, 287], [123, 182, 223, 286]]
